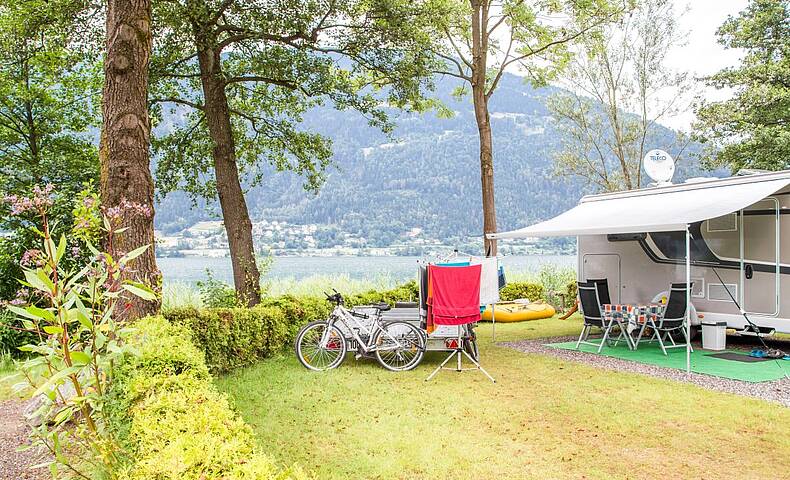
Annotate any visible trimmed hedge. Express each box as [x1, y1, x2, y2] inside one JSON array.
[[499, 281, 579, 309], [162, 295, 330, 374], [108, 316, 304, 480], [499, 282, 546, 302], [161, 284, 420, 374], [345, 280, 419, 307]]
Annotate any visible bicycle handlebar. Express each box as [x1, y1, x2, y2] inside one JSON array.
[[324, 290, 344, 306]]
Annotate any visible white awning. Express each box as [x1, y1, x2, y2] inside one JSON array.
[[490, 174, 790, 239]]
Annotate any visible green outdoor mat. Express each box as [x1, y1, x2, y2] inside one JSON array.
[[546, 341, 789, 383]]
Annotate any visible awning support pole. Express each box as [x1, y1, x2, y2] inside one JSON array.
[[686, 226, 691, 374], [492, 302, 496, 343]]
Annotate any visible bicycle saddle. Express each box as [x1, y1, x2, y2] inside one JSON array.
[[374, 302, 391, 312]]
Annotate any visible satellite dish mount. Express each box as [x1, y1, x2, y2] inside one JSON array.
[[643, 149, 675, 186]]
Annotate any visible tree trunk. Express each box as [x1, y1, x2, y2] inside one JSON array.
[[473, 92, 497, 256], [99, 0, 160, 319], [470, 0, 498, 256], [195, 44, 261, 307]]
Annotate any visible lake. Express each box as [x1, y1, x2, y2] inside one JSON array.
[[157, 255, 576, 285]]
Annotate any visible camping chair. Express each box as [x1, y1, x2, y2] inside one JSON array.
[[586, 278, 611, 306], [641, 282, 694, 355], [576, 282, 632, 352]]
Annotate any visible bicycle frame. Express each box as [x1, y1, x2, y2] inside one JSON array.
[[320, 305, 407, 353]]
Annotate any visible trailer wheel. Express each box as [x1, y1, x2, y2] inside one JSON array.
[[463, 325, 479, 361]]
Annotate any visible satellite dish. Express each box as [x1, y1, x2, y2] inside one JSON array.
[[644, 149, 675, 184]]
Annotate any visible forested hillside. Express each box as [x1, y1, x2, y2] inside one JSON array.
[[155, 73, 704, 248]]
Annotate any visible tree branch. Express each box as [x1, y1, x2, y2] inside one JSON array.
[[433, 52, 472, 81], [501, 12, 616, 71], [442, 26, 472, 69], [207, 0, 236, 27], [149, 97, 205, 111], [486, 32, 515, 99]]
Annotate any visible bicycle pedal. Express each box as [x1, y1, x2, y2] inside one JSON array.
[[355, 353, 363, 360]]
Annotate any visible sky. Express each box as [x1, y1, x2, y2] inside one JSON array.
[[663, 0, 750, 129]]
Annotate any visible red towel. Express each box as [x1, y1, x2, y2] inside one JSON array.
[[427, 264, 481, 325]]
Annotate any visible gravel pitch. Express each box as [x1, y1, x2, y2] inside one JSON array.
[[502, 336, 790, 407], [0, 400, 50, 480]]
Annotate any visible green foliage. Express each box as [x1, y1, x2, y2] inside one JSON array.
[[548, 0, 690, 192], [196, 269, 240, 308], [499, 282, 546, 303], [7, 187, 157, 479], [345, 280, 420, 307], [433, 0, 628, 95], [499, 265, 577, 307], [536, 264, 577, 308], [564, 280, 579, 310], [0, 185, 98, 302], [108, 316, 303, 480], [695, 0, 790, 171], [151, 0, 442, 204], [195, 255, 275, 308], [161, 281, 418, 374], [162, 297, 330, 374], [0, 1, 101, 300]]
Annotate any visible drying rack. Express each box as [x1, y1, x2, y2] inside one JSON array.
[[419, 248, 500, 343]]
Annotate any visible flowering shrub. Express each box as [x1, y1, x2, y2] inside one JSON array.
[[4, 185, 157, 478]]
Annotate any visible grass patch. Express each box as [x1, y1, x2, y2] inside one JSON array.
[[0, 353, 19, 401], [217, 316, 790, 480]]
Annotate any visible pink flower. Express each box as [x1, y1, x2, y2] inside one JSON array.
[[20, 249, 44, 267], [103, 199, 153, 223], [5, 194, 34, 215], [4, 184, 54, 215]]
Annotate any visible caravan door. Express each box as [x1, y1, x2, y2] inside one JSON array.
[[582, 253, 621, 304], [741, 198, 780, 316]]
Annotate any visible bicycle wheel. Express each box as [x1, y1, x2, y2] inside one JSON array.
[[373, 321, 425, 371], [295, 321, 347, 371]]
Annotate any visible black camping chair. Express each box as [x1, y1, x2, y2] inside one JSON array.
[[586, 278, 611, 306], [576, 281, 632, 353], [643, 282, 694, 355]]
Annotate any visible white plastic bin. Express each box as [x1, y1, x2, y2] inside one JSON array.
[[701, 322, 727, 351]]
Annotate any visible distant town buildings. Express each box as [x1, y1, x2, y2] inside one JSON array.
[[154, 220, 567, 258]]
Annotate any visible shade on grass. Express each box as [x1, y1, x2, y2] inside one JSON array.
[[216, 316, 790, 480], [547, 341, 789, 382]]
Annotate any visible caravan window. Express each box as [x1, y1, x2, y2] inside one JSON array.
[[647, 227, 716, 263], [701, 215, 740, 260]]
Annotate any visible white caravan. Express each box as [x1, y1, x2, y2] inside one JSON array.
[[491, 169, 790, 337]]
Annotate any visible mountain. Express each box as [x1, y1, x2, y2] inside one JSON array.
[[154, 73, 706, 252]]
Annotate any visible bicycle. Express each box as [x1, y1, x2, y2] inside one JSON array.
[[295, 290, 426, 372]]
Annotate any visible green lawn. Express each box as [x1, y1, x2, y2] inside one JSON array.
[[0, 355, 19, 402], [216, 316, 790, 480]]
